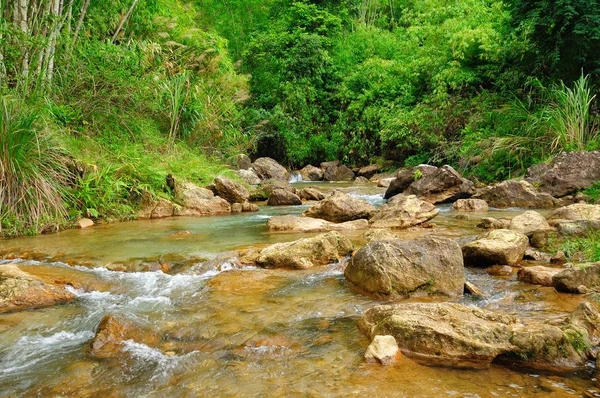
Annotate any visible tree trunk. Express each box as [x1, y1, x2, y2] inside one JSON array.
[[17, 0, 30, 80], [44, 0, 63, 87], [0, 0, 6, 86], [111, 0, 139, 43]]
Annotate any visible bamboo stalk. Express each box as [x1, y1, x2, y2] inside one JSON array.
[[112, 0, 139, 43], [71, 0, 89, 46]]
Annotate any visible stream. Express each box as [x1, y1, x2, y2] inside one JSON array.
[[1, 182, 599, 397]]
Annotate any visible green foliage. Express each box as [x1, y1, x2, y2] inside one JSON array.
[[549, 231, 600, 263], [0, 96, 72, 236], [583, 182, 600, 202]]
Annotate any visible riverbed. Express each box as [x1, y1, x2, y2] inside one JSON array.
[[1, 182, 598, 397]]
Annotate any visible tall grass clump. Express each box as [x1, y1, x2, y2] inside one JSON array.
[[0, 96, 71, 236], [492, 74, 599, 164]]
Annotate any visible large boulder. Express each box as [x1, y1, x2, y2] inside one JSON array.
[[0, 264, 75, 312], [509, 210, 550, 236], [266, 216, 368, 233], [358, 302, 588, 370], [299, 165, 323, 181], [547, 204, 600, 222], [298, 187, 326, 201], [302, 191, 375, 222], [525, 151, 600, 197], [251, 157, 288, 182], [555, 220, 600, 237], [383, 166, 437, 199], [474, 180, 558, 209], [323, 164, 355, 181], [452, 199, 489, 212], [267, 188, 302, 206], [137, 191, 174, 219], [553, 262, 600, 293], [236, 169, 261, 185], [90, 315, 160, 359], [462, 229, 529, 266], [345, 236, 465, 299], [213, 176, 250, 204], [517, 266, 563, 286], [256, 231, 353, 269], [174, 183, 231, 216], [404, 165, 475, 204], [227, 154, 252, 170], [249, 179, 296, 201], [369, 195, 438, 229], [357, 164, 382, 179]]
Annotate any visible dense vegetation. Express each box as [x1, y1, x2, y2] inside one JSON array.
[[1, 0, 599, 236]]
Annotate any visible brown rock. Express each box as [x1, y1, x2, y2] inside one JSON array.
[[242, 202, 260, 212], [302, 191, 375, 222], [90, 315, 160, 359], [474, 180, 558, 209], [174, 183, 231, 216], [517, 266, 562, 286], [462, 229, 529, 266], [77, 218, 94, 228], [267, 188, 302, 206], [476, 217, 511, 230], [369, 195, 438, 229], [364, 335, 400, 365], [553, 262, 600, 293], [323, 164, 355, 181], [404, 165, 475, 204], [547, 204, 600, 222], [236, 169, 261, 185], [251, 157, 288, 182], [299, 165, 323, 181], [298, 187, 326, 201], [213, 176, 250, 204], [358, 164, 382, 179], [452, 199, 489, 212], [509, 211, 551, 236]]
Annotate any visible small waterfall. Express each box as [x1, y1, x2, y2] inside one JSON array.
[[288, 171, 303, 183]]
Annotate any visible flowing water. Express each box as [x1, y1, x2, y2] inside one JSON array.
[[0, 182, 599, 397]]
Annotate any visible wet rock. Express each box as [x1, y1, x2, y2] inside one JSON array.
[[550, 252, 567, 264], [267, 188, 302, 206], [547, 204, 600, 223], [462, 229, 529, 266], [249, 179, 295, 201], [525, 151, 600, 197], [231, 203, 243, 213], [354, 176, 370, 184], [404, 165, 475, 204], [77, 218, 94, 228], [452, 199, 489, 212], [137, 191, 175, 219], [530, 229, 558, 248], [370, 195, 438, 229], [174, 183, 231, 216], [256, 231, 353, 269], [266, 216, 368, 233], [509, 211, 550, 236], [90, 314, 160, 359], [570, 301, 600, 345], [168, 230, 192, 237], [358, 164, 382, 179], [298, 187, 326, 201], [384, 167, 425, 199], [251, 157, 288, 182], [524, 248, 552, 262], [365, 335, 400, 365], [213, 176, 250, 204], [553, 262, 600, 293], [517, 266, 562, 286], [555, 220, 600, 237], [323, 164, 355, 181], [299, 165, 323, 181], [345, 236, 464, 299], [363, 228, 398, 242], [486, 265, 514, 276], [302, 191, 375, 223], [236, 169, 261, 185], [242, 202, 260, 212], [464, 281, 486, 296], [0, 264, 75, 312], [476, 217, 511, 230], [359, 302, 588, 371], [227, 154, 252, 170], [474, 180, 558, 209], [377, 177, 395, 188]]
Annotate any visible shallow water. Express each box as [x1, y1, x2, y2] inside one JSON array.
[[0, 183, 598, 397]]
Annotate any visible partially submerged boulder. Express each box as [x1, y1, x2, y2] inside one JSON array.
[[251, 157, 288, 182], [474, 180, 558, 209], [213, 176, 250, 204], [404, 165, 475, 204], [553, 262, 600, 293], [383, 166, 436, 199], [267, 188, 302, 206], [509, 210, 550, 236], [299, 165, 323, 181], [298, 187, 326, 201], [452, 199, 489, 212], [302, 191, 375, 222], [517, 266, 563, 286], [364, 335, 400, 365], [369, 195, 438, 229], [137, 191, 174, 219], [249, 180, 296, 201], [266, 216, 368, 233], [358, 302, 588, 371], [174, 183, 231, 216], [256, 231, 353, 269], [525, 151, 600, 197], [462, 229, 529, 266], [0, 264, 75, 312], [476, 217, 511, 230], [345, 236, 464, 299], [90, 315, 160, 359]]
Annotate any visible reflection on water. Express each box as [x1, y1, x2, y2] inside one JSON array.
[[0, 182, 598, 396]]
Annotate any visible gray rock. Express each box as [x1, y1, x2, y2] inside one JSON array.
[[462, 229, 529, 266]]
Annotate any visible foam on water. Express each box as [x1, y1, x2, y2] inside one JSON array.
[[289, 171, 303, 183], [121, 340, 199, 382], [349, 193, 385, 207]]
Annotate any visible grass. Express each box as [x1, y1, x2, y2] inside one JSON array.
[[549, 230, 600, 263], [583, 182, 600, 202], [0, 96, 72, 237]]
